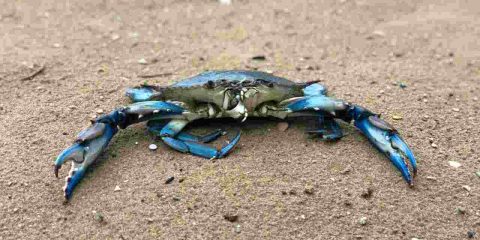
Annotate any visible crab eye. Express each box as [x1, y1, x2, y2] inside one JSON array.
[[220, 79, 228, 86], [255, 78, 264, 84], [267, 82, 274, 88], [204, 80, 215, 89], [241, 80, 250, 86]]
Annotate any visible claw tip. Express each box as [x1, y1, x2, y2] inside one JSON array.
[[54, 165, 60, 178]]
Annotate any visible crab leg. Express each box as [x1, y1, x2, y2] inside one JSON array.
[[125, 85, 162, 102], [284, 95, 417, 185], [156, 119, 241, 159], [147, 120, 226, 143], [55, 101, 184, 200], [306, 115, 344, 141]]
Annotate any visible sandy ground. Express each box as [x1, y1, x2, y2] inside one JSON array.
[[1, 0, 479, 239]]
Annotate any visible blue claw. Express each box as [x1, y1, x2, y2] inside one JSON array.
[[55, 122, 117, 200], [307, 115, 343, 141], [147, 120, 225, 143], [126, 101, 184, 116], [354, 115, 416, 185], [391, 134, 417, 175], [286, 96, 348, 113], [303, 83, 327, 96], [161, 131, 241, 159], [217, 131, 241, 157], [126, 85, 160, 102], [64, 167, 86, 200], [178, 129, 226, 143]]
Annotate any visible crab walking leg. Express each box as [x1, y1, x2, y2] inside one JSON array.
[[158, 120, 241, 159], [147, 120, 226, 143], [284, 95, 417, 185], [306, 115, 344, 141], [55, 101, 185, 200]]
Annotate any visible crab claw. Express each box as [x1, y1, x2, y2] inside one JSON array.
[[126, 85, 161, 102], [161, 131, 241, 159], [55, 122, 117, 200], [353, 112, 417, 185]]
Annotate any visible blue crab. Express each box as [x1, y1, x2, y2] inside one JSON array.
[[55, 70, 417, 200]]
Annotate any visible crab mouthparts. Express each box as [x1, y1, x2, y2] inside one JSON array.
[[227, 98, 248, 121], [224, 90, 248, 121]]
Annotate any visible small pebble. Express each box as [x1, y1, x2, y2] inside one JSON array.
[[392, 115, 403, 120], [165, 176, 175, 184], [452, 108, 460, 112], [93, 211, 104, 222], [114, 185, 121, 192], [425, 176, 437, 181], [467, 230, 476, 238], [393, 51, 404, 58], [111, 34, 120, 41], [340, 167, 351, 174], [455, 207, 466, 214], [462, 185, 471, 192], [172, 196, 181, 201], [224, 214, 239, 222], [361, 188, 373, 199], [234, 224, 241, 233], [251, 55, 266, 61], [149, 144, 158, 151], [53, 43, 61, 48], [305, 65, 315, 70], [372, 30, 385, 37], [219, 0, 232, 5], [448, 161, 461, 168], [475, 171, 480, 178], [304, 185, 314, 195], [399, 82, 407, 89], [138, 58, 148, 65], [96, 109, 104, 114], [431, 143, 438, 148], [358, 217, 368, 225]]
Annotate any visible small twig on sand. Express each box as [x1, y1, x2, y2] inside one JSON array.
[[137, 72, 172, 78], [20, 65, 45, 81]]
